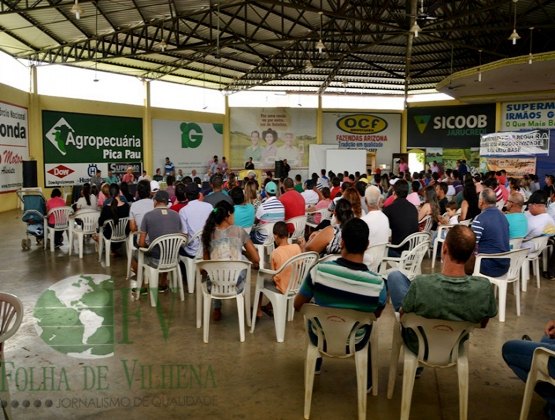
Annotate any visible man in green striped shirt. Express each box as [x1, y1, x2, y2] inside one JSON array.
[[295, 218, 386, 393]]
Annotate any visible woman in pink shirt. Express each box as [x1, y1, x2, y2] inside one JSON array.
[[46, 188, 67, 247]]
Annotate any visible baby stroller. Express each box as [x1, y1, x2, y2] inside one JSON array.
[[17, 189, 46, 250]]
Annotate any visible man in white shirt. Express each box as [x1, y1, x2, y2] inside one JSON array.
[[301, 180, 320, 206], [361, 185, 390, 269], [522, 191, 555, 250], [129, 180, 154, 235], [179, 183, 212, 257]]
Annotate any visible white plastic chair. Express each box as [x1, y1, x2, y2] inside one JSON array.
[[43, 206, 73, 251], [301, 304, 378, 420], [286, 215, 307, 241], [0, 293, 24, 359], [196, 260, 252, 343], [510, 238, 523, 250], [381, 232, 430, 273], [68, 210, 99, 258], [519, 347, 555, 420], [381, 241, 430, 281], [473, 248, 528, 322], [364, 243, 387, 273], [179, 230, 203, 294], [126, 231, 138, 280], [250, 252, 319, 342], [431, 225, 454, 269], [254, 222, 276, 270], [521, 236, 550, 291], [306, 208, 331, 229], [419, 215, 433, 233], [387, 313, 478, 420], [134, 233, 188, 307], [98, 217, 130, 267]]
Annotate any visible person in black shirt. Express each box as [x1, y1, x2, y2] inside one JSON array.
[[245, 157, 255, 170], [382, 179, 419, 257]]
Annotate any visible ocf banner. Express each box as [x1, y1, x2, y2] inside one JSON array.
[[480, 130, 549, 156]]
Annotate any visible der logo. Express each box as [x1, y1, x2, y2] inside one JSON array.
[[48, 165, 75, 179]]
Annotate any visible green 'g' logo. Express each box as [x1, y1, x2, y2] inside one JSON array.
[[180, 122, 203, 148]]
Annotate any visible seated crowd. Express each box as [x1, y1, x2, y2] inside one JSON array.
[[52, 161, 555, 417]]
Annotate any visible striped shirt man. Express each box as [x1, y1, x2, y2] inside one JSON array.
[[471, 206, 510, 277], [251, 196, 285, 244], [299, 258, 386, 314]]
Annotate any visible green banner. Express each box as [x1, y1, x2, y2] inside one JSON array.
[[42, 111, 143, 163]]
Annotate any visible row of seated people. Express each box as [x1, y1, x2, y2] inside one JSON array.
[[47, 168, 555, 416]]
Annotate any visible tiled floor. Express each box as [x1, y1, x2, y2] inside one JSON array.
[[0, 208, 552, 419]]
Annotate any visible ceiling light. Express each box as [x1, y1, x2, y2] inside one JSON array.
[[411, 22, 422, 38], [316, 39, 325, 54], [71, 0, 83, 20], [528, 27, 534, 64], [508, 29, 520, 45], [509, 0, 520, 45], [305, 59, 313, 69], [158, 40, 167, 52]]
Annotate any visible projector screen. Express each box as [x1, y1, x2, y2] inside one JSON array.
[[325, 149, 367, 175]]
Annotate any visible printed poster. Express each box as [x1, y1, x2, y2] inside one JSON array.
[[322, 112, 401, 167], [152, 120, 223, 177], [42, 111, 142, 187], [230, 108, 317, 170], [0, 101, 28, 192]]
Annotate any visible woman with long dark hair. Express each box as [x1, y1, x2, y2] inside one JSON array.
[[418, 185, 441, 230], [75, 182, 97, 210], [460, 179, 480, 221], [304, 198, 354, 256], [96, 183, 130, 252], [201, 201, 259, 321]]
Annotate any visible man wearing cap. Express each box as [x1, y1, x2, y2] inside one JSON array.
[[382, 179, 419, 256], [133, 190, 181, 293], [203, 174, 233, 207], [251, 181, 285, 244], [522, 191, 555, 251], [150, 180, 160, 197], [279, 177, 305, 234], [179, 183, 213, 258]]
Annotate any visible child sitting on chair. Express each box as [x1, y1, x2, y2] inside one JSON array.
[[257, 221, 302, 318]]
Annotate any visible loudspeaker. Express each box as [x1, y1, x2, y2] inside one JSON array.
[[22, 160, 38, 188], [274, 160, 284, 179]]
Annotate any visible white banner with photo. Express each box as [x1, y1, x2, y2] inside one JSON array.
[[0, 101, 28, 193], [480, 129, 550, 156], [322, 112, 401, 167], [152, 120, 223, 177], [229, 107, 317, 170]]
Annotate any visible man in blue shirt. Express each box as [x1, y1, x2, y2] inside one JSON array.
[[164, 157, 175, 176], [471, 188, 510, 277]]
